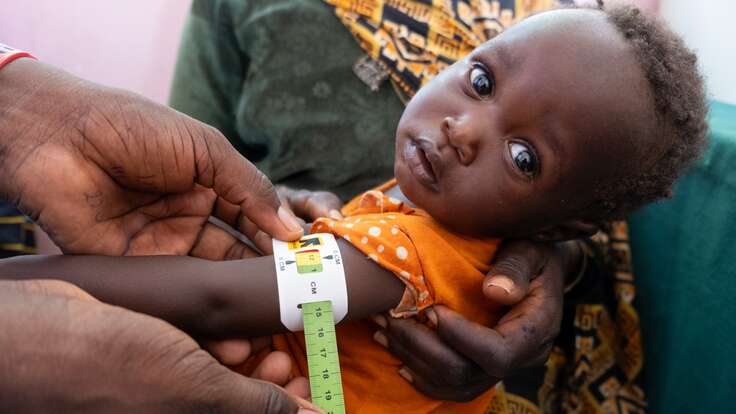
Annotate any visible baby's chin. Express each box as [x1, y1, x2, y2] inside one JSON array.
[[394, 172, 476, 235]]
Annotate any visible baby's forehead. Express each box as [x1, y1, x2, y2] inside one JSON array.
[[477, 10, 655, 180], [478, 8, 641, 79], [479, 9, 651, 129]]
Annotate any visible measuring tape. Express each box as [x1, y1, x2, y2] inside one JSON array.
[[302, 300, 346, 414], [272, 233, 348, 413]]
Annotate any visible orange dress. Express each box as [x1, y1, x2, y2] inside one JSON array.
[[274, 180, 503, 413]]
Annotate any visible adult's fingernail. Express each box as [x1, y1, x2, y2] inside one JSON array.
[[398, 367, 414, 384], [487, 275, 514, 294], [373, 331, 388, 348], [329, 209, 344, 220], [278, 206, 304, 233], [425, 308, 438, 327], [371, 314, 387, 328]]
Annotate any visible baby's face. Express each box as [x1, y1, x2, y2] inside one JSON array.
[[394, 8, 654, 238]]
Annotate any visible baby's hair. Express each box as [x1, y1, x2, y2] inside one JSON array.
[[582, 3, 708, 220]]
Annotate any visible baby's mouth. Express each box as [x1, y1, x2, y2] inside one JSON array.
[[403, 139, 440, 192]]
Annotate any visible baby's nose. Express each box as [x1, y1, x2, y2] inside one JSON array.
[[442, 116, 478, 165]]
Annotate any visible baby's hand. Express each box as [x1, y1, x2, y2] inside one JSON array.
[[276, 186, 344, 222]]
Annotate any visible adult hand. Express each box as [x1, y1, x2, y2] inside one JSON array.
[[202, 186, 344, 367], [372, 240, 578, 401], [0, 58, 303, 258], [277, 186, 344, 222], [0, 279, 319, 413]]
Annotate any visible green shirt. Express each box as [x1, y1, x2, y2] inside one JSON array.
[[169, 0, 404, 200]]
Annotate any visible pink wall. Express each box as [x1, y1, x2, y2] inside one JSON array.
[[0, 0, 192, 104], [1, 0, 659, 104]]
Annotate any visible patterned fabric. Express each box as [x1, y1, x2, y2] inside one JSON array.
[[312, 178, 500, 320], [299, 179, 503, 413], [0, 201, 35, 258], [323, 1, 646, 413], [323, 0, 555, 101]]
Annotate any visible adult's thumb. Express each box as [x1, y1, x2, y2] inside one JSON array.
[[484, 240, 548, 305], [212, 373, 322, 414]]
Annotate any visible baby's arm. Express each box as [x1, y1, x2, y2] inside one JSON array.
[[0, 240, 403, 338]]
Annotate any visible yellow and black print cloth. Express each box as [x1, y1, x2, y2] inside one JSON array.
[[0, 201, 35, 258], [324, 0, 555, 100], [323, 1, 646, 413]]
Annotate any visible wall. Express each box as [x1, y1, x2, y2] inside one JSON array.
[[661, 0, 736, 104], [0, 0, 192, 104]]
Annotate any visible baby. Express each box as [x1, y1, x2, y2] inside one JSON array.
[[262, 5, 708, 413], [0, 4, 707, 414]]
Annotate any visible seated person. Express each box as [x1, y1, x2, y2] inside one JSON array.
[[0, 4, 707, 414]]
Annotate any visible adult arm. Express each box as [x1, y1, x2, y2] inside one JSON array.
[[374, 240, 578, 401], [0, 279, 318, 413], [0, 239, 404, 338], [0, 57, 301, 257], [239, 188, 578, 400]]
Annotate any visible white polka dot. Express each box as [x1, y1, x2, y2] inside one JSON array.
[[343, 235, 351, 242], [391, 227, 399, 235], [386, 215, 396, 220], [345, 223, 354, 228], [328, 221, 334, 228], [388, 197, 401, 205], [369, 253, 378, 262], [368, 226, 381, 237], [377, 244, 385, 253], [379, 220, 387, 224], [355, 218, 361, 223], [399, 271, 411, 279], [361, 236, 369, 244], [396, 246, 408, 260]]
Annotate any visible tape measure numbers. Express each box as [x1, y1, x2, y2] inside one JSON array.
[[302, 300, 345, 414]]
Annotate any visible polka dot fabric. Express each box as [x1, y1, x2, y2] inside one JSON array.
[[312, 179, 502, 321], [312, 189, 433, 316], [269, 179, 504, 414]]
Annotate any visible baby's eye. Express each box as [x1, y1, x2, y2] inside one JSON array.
[[470, 65, 494, 97], [509, 142, 539, 177]]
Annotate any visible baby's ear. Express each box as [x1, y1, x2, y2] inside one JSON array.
[[530, 220, 600, 242]]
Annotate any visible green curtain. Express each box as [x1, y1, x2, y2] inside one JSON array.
[[629, 100, 736, 413]]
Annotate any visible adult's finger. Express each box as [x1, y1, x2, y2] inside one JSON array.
[[251, 351, 294, 385], [374, 315, 479, 383], [484, 240, 549, 306], [212, 198, 275, 254], [284, 377, 311, 401], [433, 271, 563, 378], [397, 366, 497, 402], [281, 188, 344, 222], [204, 338, 253, 366], [190, 222, 261, 260], [207, 372, 321, 414], [191, 126, 303, 242], [372, 314, 492, 401]]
